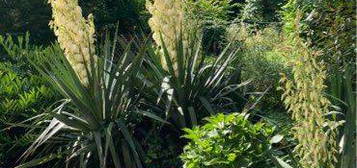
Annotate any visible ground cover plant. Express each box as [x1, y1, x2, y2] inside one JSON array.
[[0, 0, 355, 168]]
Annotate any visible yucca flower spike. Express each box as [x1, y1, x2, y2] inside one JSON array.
[[146, 0, 188, 74], [48, 0, 96, 85]]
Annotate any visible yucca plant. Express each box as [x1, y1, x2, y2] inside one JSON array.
[[141, 32, 247, 129], [145, 0, 240, 129], [15, 35, 164, 168]]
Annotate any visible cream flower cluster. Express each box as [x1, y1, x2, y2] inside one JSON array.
[[48, 0, 96, 85], [146, 0, 188, 73]]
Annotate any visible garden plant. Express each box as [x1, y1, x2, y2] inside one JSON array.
[[0, 0, 355, 168]]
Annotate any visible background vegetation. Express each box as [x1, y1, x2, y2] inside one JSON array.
[[0, 0, 355, 168]]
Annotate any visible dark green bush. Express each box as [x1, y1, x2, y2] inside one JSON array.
[[201, 22, 228, 55], [144, 127, 183, 168], [80, 0, 150, 36], [0, 34, 58, 167], [184, 0, 237, 54], [0, 0, 148, 44], [251, 0, 285, 22], [0, 0, 54, 44], [180, 113, 275, 168], [241, 0, 285, 29]]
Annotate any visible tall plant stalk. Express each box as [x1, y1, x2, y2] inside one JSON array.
[[279, 12, 338, 168], [48, 0, 96, 85], [146, 0, 188, 74]]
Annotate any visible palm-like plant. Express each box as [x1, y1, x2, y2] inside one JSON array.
[[16, 35, 163, 168], [141, 33, 248, 129]]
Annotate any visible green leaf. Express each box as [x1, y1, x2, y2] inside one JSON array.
[[135, 110, 170, 125], [15, 154, 59, 168], [271, 156, 294, 168], [199, 97, 214, 115]]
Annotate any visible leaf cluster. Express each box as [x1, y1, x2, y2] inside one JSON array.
[[143, 32, 247, 129], [0, 34, 58, 167], [180, 113, 275, 168]]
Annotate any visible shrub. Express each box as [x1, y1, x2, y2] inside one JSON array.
[[241, 0, 284, 29], [201, 22, 228, 55], [184, 0, 237, 54], [180, 113, 275, 168], [0, 34, 58, 167], [226, 25, 290, 107], [241, 0, 264, 25], [185, 0, 234, 22]]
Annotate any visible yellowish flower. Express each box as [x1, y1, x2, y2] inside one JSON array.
[[146, 0, 187, 74], [48, 0, 96, 85]]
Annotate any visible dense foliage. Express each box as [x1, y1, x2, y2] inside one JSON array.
[[280, 33, 338, 168], [0, 34, 58, 167], [0, 0, 148, 44], [0, 0, 355, 168], [241, 0, 282, 25], [282, 1, 356, 167], [226, 26, 290, 106], [0, 0, 54, 43], [181, 113, 274, 168], [282, 0, 355, 68], [184, 0, 237, 54]]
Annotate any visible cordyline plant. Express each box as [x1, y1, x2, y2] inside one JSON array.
[[14, 0, 165, 167]]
